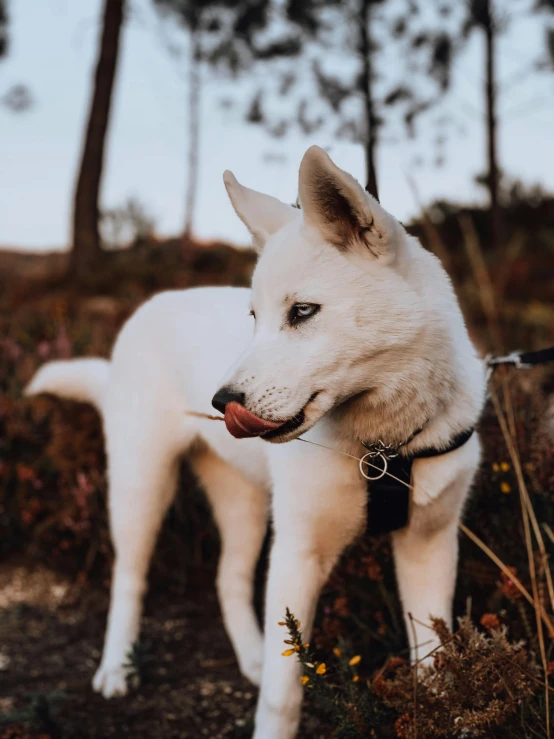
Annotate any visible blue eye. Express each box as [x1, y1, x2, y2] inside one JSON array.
[[290, 303, 320, 325]]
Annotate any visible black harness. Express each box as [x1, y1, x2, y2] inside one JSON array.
[[365, 346, 554, 536], [365, 428, 475, 536]]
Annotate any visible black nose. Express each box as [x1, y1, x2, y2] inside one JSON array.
[[211, 387, 245, 414]]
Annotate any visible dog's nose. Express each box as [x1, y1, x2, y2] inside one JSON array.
[[211, 387, 245, 414]]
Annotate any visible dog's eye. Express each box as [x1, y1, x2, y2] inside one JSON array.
[[289, 303, 320, 325]]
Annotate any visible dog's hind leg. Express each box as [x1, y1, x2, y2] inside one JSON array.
[[92, 432, 180, 698], [191, 446, 268, 686]]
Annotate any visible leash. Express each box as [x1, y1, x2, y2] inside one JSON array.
[[485, 346, 554, 383], [486, 346, 554, 370]]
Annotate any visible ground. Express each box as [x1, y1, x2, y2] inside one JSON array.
[[0, 563, 328, 739]]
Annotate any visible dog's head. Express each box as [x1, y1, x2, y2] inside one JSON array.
[[213, 146, 436, 443]]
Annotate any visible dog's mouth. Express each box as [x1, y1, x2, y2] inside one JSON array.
[[260, 409, 307, 441], [223, 392, 320, 443]]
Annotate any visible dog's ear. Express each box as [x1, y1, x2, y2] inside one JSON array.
[[298, 146, 401, 261], [224, 171, 299, 251]]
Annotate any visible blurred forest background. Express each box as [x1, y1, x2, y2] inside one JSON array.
[[2, 1, 554, 738]]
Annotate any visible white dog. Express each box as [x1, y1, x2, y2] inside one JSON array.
[[27, 146, 485, 739]]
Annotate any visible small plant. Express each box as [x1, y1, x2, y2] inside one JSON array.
[[379, 616, 538, 738], [282, 608, 392, 738], [285, 610, 547, 738], [123, 639, 154, 690]]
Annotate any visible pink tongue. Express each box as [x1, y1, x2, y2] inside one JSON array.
[[224, 401, 283, 439]]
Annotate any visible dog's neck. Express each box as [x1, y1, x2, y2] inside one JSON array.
[[328, 322, 485, 454]]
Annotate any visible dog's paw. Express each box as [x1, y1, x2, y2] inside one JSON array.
[[92, 663, 134, 698]]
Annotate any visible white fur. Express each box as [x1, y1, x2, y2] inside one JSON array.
[[27, 358, 109, 409], [26, 146, 485, 738]]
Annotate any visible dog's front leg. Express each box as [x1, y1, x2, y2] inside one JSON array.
[[392, 518, 459, 663], [254, 542, 335, 738], [391, 437, 480, 664], [253, 444, 365, 739]]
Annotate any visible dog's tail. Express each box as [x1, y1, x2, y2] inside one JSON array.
[[25, 358, 110, 412]]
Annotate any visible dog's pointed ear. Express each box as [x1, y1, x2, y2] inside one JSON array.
[[298, 146, 401, 261], [224, 170, 299, 251]]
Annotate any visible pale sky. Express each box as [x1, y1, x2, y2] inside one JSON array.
[[1, 0, 553, 252]]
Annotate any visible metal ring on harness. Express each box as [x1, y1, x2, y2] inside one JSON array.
[[359, 451, 388, 481]]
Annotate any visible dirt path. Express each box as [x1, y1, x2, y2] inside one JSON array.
[[0, 565, 326, 739]]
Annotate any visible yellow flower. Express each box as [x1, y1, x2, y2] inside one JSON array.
[[315, 663, 327, 675], [349, 655, 362, 666], [352, 675, 360, 683], [300, 675, 310, 686], [282, 648, 295, 657], [500, 462, 510, 472], [492, 463, 499, 472], [303, 643, 310, 649], [333, 647, 342, 658], [278, 621, 286, 626], [500, 482, 511, 494]]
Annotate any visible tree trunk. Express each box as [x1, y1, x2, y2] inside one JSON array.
[[359, 0, 379, 201], [183, 30, 201, 253], [0, 0, 8, 59], [484, 0, 501, 251], [70, 0, 124, 279]]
